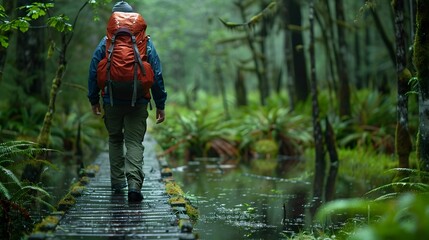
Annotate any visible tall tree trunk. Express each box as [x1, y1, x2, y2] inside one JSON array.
[[21, 1, 89, 183], [309, 1, 325, 216], [21, 42, 66, 183], [259, 0, 271, 100], [354, 28, 362, 88], [371, 7, 396, 67], [287, 0, 309, 103], [407, 0, 416, 72], [215, 63, 230, 119], [282, 0, 296, 110], [413, 0, 429, 173], [394, 0, 412, 172], [363, 13, 371, 88], [235, 68, 247, 107], [324, 117, 339, 202], [314, 9, 337, 109], [324, 0, 339, 92], [237, 2, 268, 105], [16, 0, 46, 101], [335, 0, 351, 118]]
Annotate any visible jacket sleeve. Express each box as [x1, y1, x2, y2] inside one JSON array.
[[87, 37, 106, 106], [147, 38, 167, 110]]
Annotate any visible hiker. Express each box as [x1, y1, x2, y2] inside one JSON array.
[[87, 1, 167, 202]]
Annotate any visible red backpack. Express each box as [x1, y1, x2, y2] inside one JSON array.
[[97, 12, 154, 106]]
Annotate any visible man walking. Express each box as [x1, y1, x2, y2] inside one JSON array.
[[87, 1, 167, 202]]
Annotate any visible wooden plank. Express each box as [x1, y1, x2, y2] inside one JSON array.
[[29, 135, 194, 240]]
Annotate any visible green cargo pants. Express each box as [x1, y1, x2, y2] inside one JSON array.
[[103, 104, 148, 192]]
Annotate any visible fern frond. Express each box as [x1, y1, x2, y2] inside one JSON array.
[[0, 165, 22, 187], [12, 185, 51, 202], [0, 182, 11, 199], [0, 141, 37, 158], [12, 159, 59, 172], [29, 195, 55, 211], [0, 140, 52, 159], [374, 192, 400, 201], [0, 159, 14, 165], [22, 185, 51, 197], [366, 182, 429, 198], [387, 167, 429, 176]]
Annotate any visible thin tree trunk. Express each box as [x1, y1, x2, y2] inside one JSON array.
[[22, 1, 89, 183], [282, 0, 296, 110], [324, 117, 339, 202], [394, 0, 412, 171], [323, 0, 339, 92], [16, 0, 46, 100], [354, 28, 362, 88], [364, 18, 371, 87], [235, 68, 248, 107], [21, 52, 66, 183], [335, 0, 351, 118], [237, 2, 267, 106], [259, 0, 271, 100], [363, 0, 371, 88], [288, 0, 309, 103], [314, 9, 337, 110], [215, 63, 230, 119], [371, 7, 396, 66], [309, 1, 325, 216], [413, 0, 429, 173]]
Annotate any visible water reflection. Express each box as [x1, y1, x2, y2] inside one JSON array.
[[40, 154, 90, 204], [172, 157, 311, 239]]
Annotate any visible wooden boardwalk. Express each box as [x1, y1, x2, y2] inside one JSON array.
[[29, 134, 195, 240]]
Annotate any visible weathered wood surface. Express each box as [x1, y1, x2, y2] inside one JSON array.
[[31, 135, 194, 240]]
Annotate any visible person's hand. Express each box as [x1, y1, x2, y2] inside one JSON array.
[[91, 103, 102, 116], [156, 109, 165, 124]]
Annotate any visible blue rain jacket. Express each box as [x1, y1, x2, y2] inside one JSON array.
[[87, 37, 167, 110]]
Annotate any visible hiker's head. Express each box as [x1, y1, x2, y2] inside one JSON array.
[[112, 1, 134, 12]]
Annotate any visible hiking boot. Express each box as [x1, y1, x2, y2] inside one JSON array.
[[112, 182, 127, 193], [128, 191, 143, 202]]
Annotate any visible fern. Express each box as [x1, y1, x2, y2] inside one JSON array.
[[366, 182, 429, 196], [0, 140, 53, 226], [0, 165, 22, 188], [12, 185, 52, 207], [0, 140, 50, 159], [0, 182, 10, 199]]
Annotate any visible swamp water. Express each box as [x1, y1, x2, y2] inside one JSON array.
[[36, 154, 360, 239], [171, 157, 313, 240]]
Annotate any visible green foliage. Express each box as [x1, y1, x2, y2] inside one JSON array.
[[0, 2, 54, 47], [153, 102, 238, 160], [314, 166, 429, 240], [366, 168, 429, 200], [19, 2, 54, 19], [50, 107, 106, 153], [233, 105, 312, 158], [153, 93, 312, 163], [47, 14, 72, 32], [330, 90, 414, 154], [0, 141, 53, 239], [315, 193, 429, 240], [0, 98, 48, 141]]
